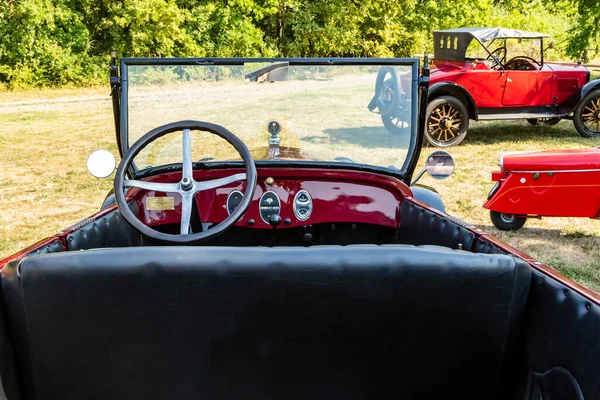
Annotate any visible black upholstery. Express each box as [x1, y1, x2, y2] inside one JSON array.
[[521, 270, 598, 400], [22, 241, 63, 258], [1, 245, 531, 400], [66, 208, 140, 251], [398, 200, 476, 250], [475, 236, 508, 255]]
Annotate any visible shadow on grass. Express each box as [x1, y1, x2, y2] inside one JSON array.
[[458, 121, 599, 147], [302, 126, 411, 149], [477, 224, 565, 237]]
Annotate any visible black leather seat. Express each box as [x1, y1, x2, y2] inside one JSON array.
[[1, 245, 531, 400]]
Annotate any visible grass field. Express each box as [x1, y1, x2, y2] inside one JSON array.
[[1, 86, 599, 291]]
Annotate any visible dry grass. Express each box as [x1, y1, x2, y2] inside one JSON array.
[[1, 87, 599, 291]]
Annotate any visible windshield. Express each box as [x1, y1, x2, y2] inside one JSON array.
[[123, 59, 418, 175]]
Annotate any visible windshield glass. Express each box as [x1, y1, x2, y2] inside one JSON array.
[[125, 60, 418, 173]]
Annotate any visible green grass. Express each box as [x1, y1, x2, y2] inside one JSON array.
[[1, 87, 599, 292]]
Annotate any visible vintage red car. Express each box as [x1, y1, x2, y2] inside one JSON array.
[[393, 27, 600, 147], [483, 146, 600, 230], [0, 56, 598, 399]]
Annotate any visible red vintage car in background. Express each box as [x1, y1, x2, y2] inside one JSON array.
[[380, 27, 600, 147], [484, 146, 600, 230]]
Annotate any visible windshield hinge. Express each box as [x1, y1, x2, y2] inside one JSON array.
[[109, 51, 121, 95], [419, 52, 430, 87]]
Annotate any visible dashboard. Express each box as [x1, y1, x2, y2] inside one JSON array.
[[131, 168, 410, 231]]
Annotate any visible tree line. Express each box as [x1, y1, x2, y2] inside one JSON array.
[[0, 0, 596, 88]]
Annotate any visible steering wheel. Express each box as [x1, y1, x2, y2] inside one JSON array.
[[505, 56, 540, 70], [114, 120, 257, 244], [368, 67, 402, 116], [486, 46, 507, 68]]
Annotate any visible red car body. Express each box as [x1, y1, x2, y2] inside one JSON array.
[[418, 28, 600, 147], [483, 146, 600, 230]]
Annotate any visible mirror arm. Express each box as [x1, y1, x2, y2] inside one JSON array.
[[410, 169, 427, 186]]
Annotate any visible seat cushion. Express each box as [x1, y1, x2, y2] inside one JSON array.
[[2, 245, 531, 400]]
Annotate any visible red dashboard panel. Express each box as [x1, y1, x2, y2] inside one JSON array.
[[132, 168, 410, 229]]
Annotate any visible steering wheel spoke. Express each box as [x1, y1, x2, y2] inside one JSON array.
[[124, 180, 180, 193], [182, 128, 194, 184], [180, 191, 194, 235], [195, 173, 247, 191]]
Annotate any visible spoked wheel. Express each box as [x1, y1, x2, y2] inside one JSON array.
[[382, 104, 411, 134], [425, 96, 469, 147], [574, 89, 600, 138], [527, 117, 561, 126], [490, 210, 527, 231]]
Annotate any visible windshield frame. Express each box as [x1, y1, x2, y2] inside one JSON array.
[[113, 57, 423, 183]]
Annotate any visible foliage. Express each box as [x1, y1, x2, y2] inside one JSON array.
[[565, 0, 600, 60], [0, 0, 590, 88]]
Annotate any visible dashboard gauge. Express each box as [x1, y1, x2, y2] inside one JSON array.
[[227, 190, 243, 215], [293, 190, 313, 221], [259, 191, 281, 223]]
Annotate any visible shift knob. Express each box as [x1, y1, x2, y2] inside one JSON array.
[[269, 214, 282, 228]]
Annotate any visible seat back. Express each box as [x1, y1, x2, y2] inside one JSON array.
[[2, 245, 531, 400]]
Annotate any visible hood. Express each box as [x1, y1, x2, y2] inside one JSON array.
[[500, 147, 600, 172], [545, 62, 588, 73]]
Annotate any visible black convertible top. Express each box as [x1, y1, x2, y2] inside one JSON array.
[[433, 27, 549, 62], [436, 27, 549, 42]]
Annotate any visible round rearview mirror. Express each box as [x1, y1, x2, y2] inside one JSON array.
[[87, 150, 116, 178], [425, 150, 455, 180]]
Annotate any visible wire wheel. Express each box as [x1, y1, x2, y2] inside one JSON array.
[[425, 96, 469, 147], [574, 89, 600, 138]]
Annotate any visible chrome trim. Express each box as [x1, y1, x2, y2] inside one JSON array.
[[293, 190, 313, 221], [259, 190, 281, 224], [226, 190, 243, 216]]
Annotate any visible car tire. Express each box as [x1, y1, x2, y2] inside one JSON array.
[[527, 117, 561, 126], [425, 96, 469, 147], [490, 210, 526, 231], [574, 89, 600, 138]]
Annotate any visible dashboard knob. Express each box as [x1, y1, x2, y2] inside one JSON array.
[[269, 214, 282, 228]]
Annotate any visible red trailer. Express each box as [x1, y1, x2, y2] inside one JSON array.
[[483, 146, 600, 230]]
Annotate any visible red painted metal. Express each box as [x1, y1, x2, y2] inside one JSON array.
[[135, 168, 410, 229], [500, 147, 600, 171], [430, 60, 588, 110], [502, 68, 553, 106], [484, 148, 600, 218]]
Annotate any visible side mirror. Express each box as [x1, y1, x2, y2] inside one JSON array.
[[87, 150, 116, 178], [547, 41, 555, 50], [411, 150, 455, 185]]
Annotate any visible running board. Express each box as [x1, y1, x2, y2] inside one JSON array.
[[478, 113, 570, 121]]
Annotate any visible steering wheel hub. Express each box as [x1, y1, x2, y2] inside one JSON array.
[[181, 177, 193, 191]]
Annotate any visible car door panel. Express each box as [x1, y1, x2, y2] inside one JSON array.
[[503, 69, 553, 106], [454, 70, 507, 108]]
